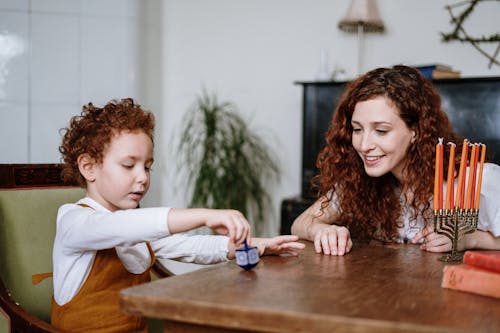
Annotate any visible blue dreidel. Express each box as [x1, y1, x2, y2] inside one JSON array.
[[235, 240, 259, 270]]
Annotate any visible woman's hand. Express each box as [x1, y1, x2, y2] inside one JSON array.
[[411, 224, 457, 252], [313, 224, 352, 256], [251, 235, 306, 256], [291, 197, 351, 256], [412, 225, 500, 252]]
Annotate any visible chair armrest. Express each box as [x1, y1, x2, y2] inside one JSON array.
[[0, 278, 60, 333], [151, 261, 174, 279]]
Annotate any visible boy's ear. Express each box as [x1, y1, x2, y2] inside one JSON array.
[[77, 154, 96, 182]]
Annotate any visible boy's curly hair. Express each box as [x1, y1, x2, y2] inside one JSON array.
[[59, 98, 155, 187]]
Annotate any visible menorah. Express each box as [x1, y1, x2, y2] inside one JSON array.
[[434, 209, 478, 262], [433, 139, 486, 262]]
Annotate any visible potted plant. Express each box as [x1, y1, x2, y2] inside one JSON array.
[[177, 90, 280, 235]]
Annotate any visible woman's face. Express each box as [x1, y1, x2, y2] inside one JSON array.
[[351, 96, 415, 182]]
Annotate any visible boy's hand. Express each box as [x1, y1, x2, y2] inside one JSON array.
[[251, 235, 306, 256], [205, 209, 250, 247]]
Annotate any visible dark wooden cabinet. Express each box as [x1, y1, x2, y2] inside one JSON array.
[[280, 196, 314, 234], [299, 81, 347, 199], [281, 77, 500, 234]]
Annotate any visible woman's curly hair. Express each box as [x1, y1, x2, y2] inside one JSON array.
[[314, 65, 463, 241], [59, 98, 155, 187]]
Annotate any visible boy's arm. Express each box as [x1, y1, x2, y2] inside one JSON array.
[[167, 208, 250, 247], [252, 235, 306, 256], [225, 235, 305, 259]]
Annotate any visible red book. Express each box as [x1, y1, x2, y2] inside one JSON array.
[[441, 264, 500, 299], [463, 250, 500, 273]]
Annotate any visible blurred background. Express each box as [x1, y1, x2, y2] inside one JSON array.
[[1, 0, 499, 236]]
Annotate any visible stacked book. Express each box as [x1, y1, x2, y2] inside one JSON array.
[[415, 64, 461, 79], [441, 251, 500, 298]]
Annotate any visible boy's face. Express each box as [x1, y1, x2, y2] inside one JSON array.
[[87, 130, 154, 211]]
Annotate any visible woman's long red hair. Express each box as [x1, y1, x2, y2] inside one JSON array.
[[314, 65, 462, 241]]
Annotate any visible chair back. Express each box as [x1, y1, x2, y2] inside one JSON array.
[[0, 164, 84, 329], [0, 164, 171, 332]]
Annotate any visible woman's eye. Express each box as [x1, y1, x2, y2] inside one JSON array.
[[352, 128, 362, 133], [376, 129, 388, 135], [122, 164, 134, 169]]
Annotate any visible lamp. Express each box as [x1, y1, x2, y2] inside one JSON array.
[[338, 0, 385, 76]]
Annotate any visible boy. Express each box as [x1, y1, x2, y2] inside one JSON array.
[[52, 98, 304, 332]]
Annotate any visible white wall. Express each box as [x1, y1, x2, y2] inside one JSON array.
[[159, 0, 500, 236], [0, 0, 162, 163]]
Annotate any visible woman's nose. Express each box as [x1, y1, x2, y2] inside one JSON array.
[[360, 133, 375, 152]]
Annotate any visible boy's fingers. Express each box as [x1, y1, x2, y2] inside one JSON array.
[[275, 235, 300, 243], [281, 242, 306, 250]]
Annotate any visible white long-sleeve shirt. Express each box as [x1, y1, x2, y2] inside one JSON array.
[[53, 197, 229, 305]]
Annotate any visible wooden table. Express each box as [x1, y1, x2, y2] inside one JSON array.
[[120, 241, 500, 333]]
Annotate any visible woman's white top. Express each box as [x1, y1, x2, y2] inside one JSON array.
[[399, 163, 500, 242], [329, 163, 500, 242], [53, 197, 229, 305]]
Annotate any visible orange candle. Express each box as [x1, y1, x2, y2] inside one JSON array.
[[445, 142, 456, 210], [470, 143, 480, 208], [465, 143, 478, 209], [474, 144, 487, 209], [455, 139, 468, 209], [434, 139, 444, 210], [434, 140, 440, 210], [438, 140, 444, 209]]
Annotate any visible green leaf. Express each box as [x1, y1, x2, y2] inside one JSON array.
[[177, 90, 280, 235]]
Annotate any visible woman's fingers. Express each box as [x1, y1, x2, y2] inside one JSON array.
[[420, 232, 452, 252], [411, 225, 434, 244], [314, 226, 351, 255]]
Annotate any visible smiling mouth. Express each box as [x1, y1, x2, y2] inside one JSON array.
[[364, 155, 383, 165]]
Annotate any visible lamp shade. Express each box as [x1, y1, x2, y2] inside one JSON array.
[[338, 0, 385, 33]]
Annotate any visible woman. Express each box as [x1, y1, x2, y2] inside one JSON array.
[[291, 65, 500, 255]]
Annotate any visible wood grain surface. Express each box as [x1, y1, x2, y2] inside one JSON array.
[[121, 241, 500, 333]]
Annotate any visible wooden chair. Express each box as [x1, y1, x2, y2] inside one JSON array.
[[0, 164, 172, 333]]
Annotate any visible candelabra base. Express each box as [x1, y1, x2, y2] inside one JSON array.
[[434, 208, 478, 263], [438, 251, 465, 263]]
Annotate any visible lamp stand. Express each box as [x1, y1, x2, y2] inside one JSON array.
[[356, 24, 364, 76]]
